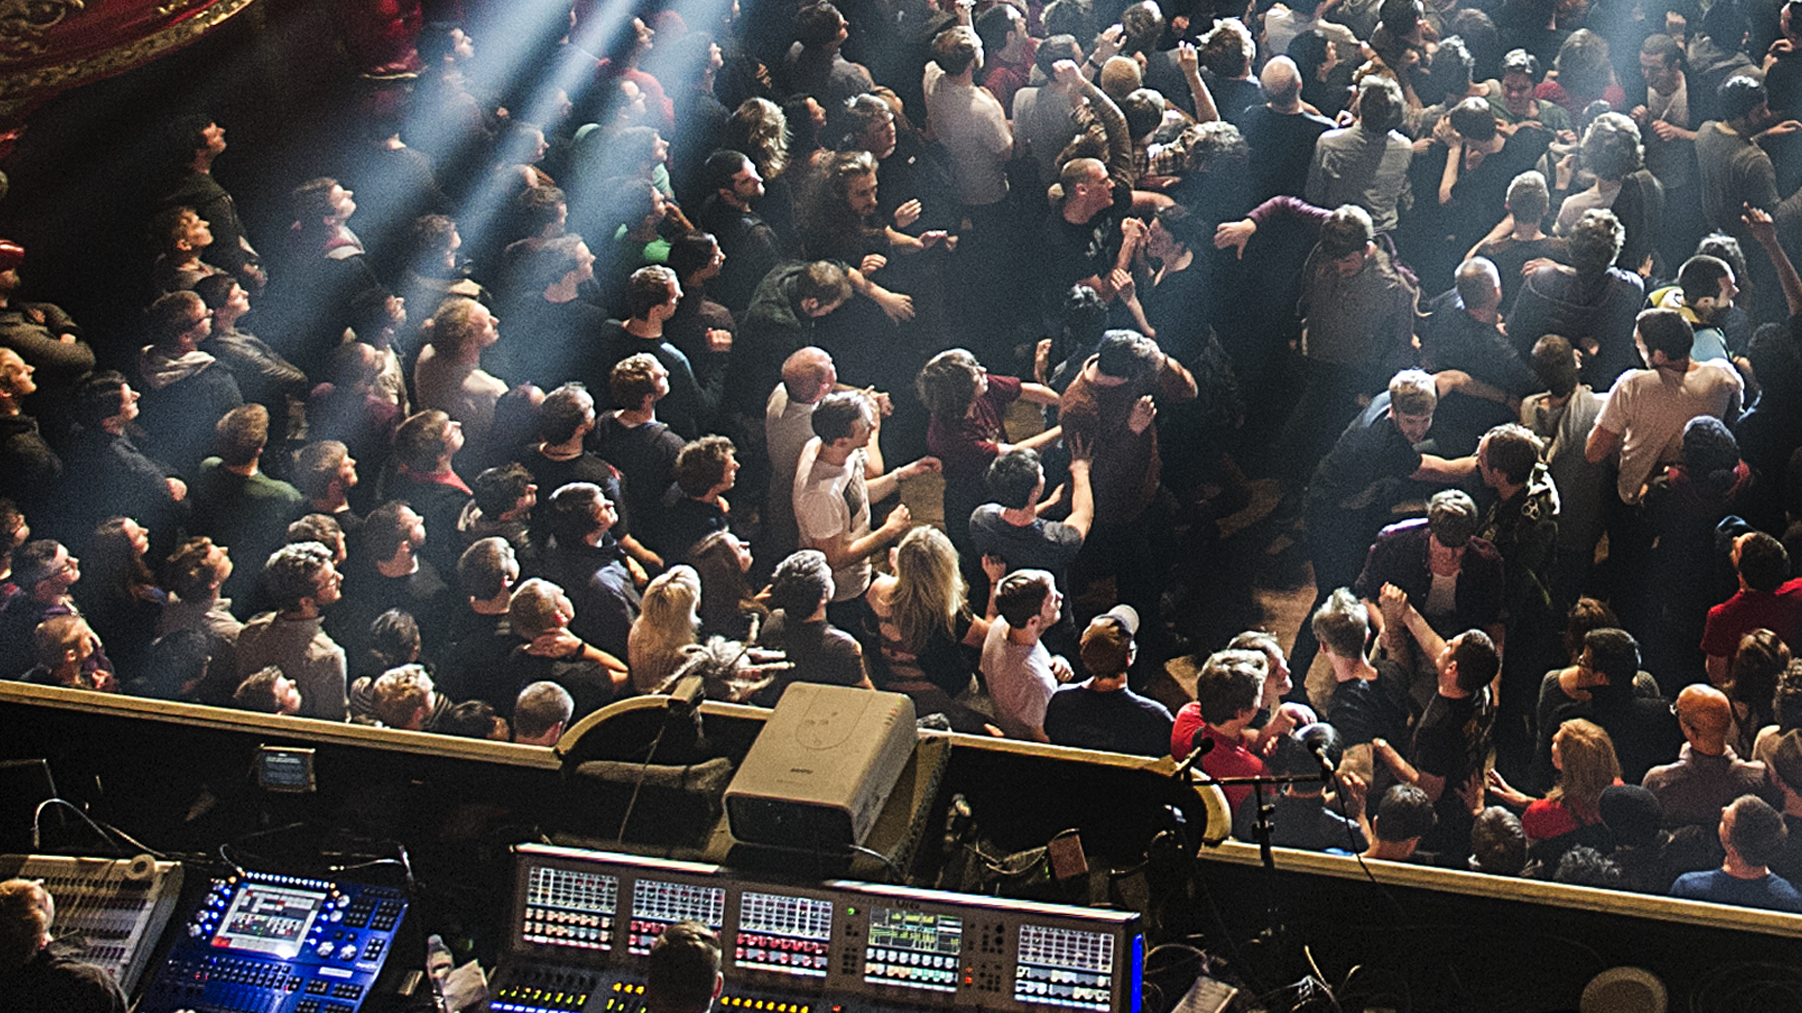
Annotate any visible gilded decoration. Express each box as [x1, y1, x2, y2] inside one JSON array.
[[0, 0, 255, 120], [0, 0, 84, 57]]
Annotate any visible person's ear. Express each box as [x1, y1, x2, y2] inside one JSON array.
[[800, 297, 821, 316]]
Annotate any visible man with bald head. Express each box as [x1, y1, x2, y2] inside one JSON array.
[[1240, 56, 1333, 205], [762, 347, 892, 568], [1418, 257, 1539, 456], [1643, 685, 1781, 829]]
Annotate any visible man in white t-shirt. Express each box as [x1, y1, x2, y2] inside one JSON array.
[[981, 569, 1075, 741], [792, 391, 939, 628], [923, 25, 1012, 211], [1585, 307, 1741, 504], [765, 347, 893, 566]]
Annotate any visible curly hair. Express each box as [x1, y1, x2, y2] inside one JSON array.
[[1579, 112, 1642, 182]]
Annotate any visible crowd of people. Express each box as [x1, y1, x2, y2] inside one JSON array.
[[3, 0, 1802, 912]]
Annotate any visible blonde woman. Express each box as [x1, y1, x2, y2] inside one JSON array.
[[628, 565, 702, 694], [1489, 717, 1621, 863], [862, 527, 999, 732]]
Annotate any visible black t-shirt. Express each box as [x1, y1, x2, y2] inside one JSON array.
[[1240, 104, 1333, 205], [503, 645, 619, 722], [589, 414, 683, 537], [1409, 690, 1491, 855], [1326, 658, 1415, 747], [1043, 683, 1175, 757], [517, 450, 633, 541], [438, 610, 520, 709], [754, 611, 867, 706], [1238, 792, 1368, 852], [659, 495, 729, 563], [0, 947, 127, 1013]]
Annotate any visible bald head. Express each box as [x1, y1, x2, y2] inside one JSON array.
[[781, 347, 836, 404], [1675, 684, 1733, 751], [1261, 56, 1302, 110]]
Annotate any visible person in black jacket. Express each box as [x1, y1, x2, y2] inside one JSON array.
[[0, 348, 58, 521]]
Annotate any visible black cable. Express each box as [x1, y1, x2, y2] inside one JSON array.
[[615, 721, 670, 844]]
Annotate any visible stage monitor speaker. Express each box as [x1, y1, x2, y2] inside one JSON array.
[[724, 684, 916, 853]]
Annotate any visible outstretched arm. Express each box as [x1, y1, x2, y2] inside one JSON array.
[[1744, 203, 1802, 318]]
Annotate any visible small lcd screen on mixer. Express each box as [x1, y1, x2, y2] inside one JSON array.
[[733, 891, 832, 978], [627, 880, 726, 956], [863, 908, 961, 993], [1012, 924, 1115, 1011], [212, 884, 326, 959], [520, 865, 618, 952]]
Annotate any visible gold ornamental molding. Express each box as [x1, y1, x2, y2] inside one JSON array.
[[0, 0, 256, 121], [0, 0, 85, 58]]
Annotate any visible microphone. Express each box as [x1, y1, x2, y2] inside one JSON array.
[[1307, 740, 1337, 784], [1172, 733, 1215, 779]]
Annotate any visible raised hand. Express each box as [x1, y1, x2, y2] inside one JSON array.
[[1127, 394, 1156, 434]]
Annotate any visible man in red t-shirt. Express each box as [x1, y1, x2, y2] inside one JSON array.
[[1171, 647, 1270, 819], [1702, 532, 1802, 685]]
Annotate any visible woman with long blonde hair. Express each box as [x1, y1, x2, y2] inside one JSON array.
[[628, 565, 702, 694], [1489, 717, 1622, 866], [862, 527, 995, 731]]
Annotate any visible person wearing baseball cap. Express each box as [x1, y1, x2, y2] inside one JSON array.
[[1042, 605, 1174, 757]]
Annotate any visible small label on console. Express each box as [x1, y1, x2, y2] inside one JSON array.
[[318, 966, 353, 979]]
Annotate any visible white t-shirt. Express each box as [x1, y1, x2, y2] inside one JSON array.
[[1595, 361, 1742, 503], [794, 440, 872, 601], [981, 620, 1057, 740], [923, 62, 1013, 206], [764, 385, 821, 557]]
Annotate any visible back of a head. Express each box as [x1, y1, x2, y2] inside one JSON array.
[[768, 550, 833, 617], [1094, 330, 1159, 382], [1553, 845, 1622, 887], [1636, 307, 1694, 361], [1448, 97, 1498, 143], [1702, 0, 1749, 48], [1356, 74, 1405, 132], [993, 569, 1053, 629], [1727, 794, 1789, 866], [1677, 254, 1732, 309], [1470, 806, 1528, 874], [986, 449, 1043, 510], [1530, 334, 1579, 398], [1567, 209, 1625, 275], [0, 878, 50, 970], [1737, 532, 1789, 592], [1583, 627, 1639, 686], [513, 680, 575, 742], [1373, 784, 1436, 843], [1681, 415, 1741, 489], [1580, 112, 1642, 182], [1454, 257, 1502, 311], [1260, 56, 1303, 108], [645, 919, 722, 1011], [1718, 74, 1767, 123], [1506, 169, 1551, 225]]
